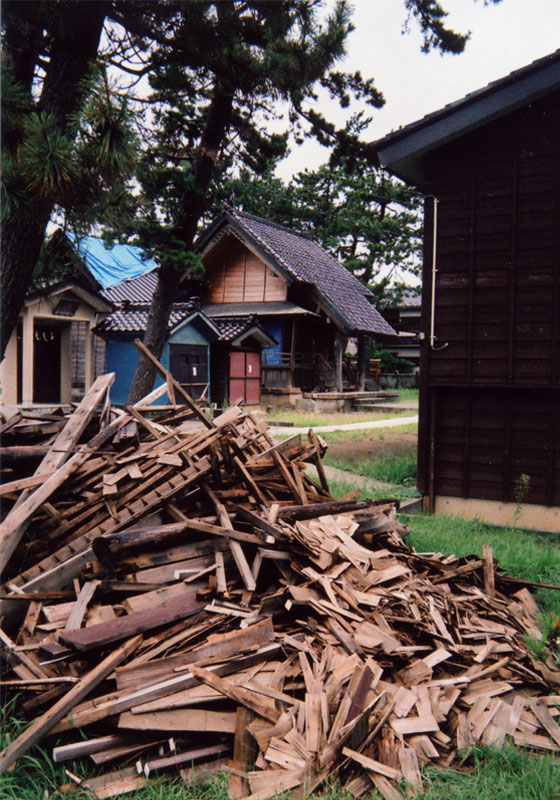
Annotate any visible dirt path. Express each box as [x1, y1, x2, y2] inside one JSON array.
[[326, 429, 418, 469]]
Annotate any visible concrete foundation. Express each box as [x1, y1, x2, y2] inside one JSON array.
[[434, 495, 560, 534]]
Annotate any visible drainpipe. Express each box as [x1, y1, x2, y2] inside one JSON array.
[[428, 196, 448, 352]]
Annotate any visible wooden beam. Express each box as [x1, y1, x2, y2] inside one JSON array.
[[59, 595, 202, 652], [134, 339, 214, 429], [0, 635, 142, 774]]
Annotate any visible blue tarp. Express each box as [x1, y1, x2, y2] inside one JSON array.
[[67, 233, 157, 289]]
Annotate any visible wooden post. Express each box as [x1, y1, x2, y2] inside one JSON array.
[[22, 313, 34, 403], [357, 335, 370, 391], [334, 330, 344, 392]]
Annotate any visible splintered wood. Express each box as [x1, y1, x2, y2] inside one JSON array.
[[1, 369, 559, 798]]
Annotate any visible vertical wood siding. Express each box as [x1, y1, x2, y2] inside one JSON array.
[[418, 91, 560, 506], [204, 234, 287, 303]]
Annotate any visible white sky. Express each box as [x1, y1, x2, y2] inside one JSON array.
[[277, 0, 560, 179]]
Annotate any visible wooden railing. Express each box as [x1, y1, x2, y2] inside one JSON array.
[[261, 351, 315, 369]]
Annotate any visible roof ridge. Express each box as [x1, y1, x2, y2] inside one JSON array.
[[230, 208, 317, 242], [370, 47, 560, 151]]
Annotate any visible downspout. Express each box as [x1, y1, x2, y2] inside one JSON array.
[[428, 196, 448, 352]]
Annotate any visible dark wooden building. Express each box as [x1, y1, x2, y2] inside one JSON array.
[[371, 50, 560, 531]]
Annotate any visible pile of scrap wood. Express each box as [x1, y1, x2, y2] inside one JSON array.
[[1, 356, 559, 799]]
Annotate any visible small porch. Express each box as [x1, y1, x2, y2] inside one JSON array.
[[0, 285, 112, 406]]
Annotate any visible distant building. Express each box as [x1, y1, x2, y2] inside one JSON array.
[[381, 292, 421, 370], [96, 208, 395, 405]]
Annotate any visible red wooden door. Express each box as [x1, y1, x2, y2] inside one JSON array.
[[229, 350, 261, 404]]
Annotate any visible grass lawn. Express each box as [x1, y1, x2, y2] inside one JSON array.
[[323, 447, 417, 485], [322, 426, 418, 489], [264, 407, 414, 427], [395, 387, 419, 404]]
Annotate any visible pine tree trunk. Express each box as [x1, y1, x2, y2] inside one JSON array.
[[126, 266, 180, 403], [0, 2, 107, 360], [126, 86, 234, 404]]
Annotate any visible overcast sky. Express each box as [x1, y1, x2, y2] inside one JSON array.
[[277, 0, 560, 179]]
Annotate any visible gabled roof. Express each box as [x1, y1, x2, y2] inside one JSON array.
[[26, 281, 113, 314], [96, 301, 200, 337], [67, 233, 157, 289], [369, 49, 560, 186], [211, 316, 277, 348], [202, 301, 317, 318], [196, 209, 395, 337]]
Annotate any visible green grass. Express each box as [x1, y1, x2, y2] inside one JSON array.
[[264, 408, 412, 427], [415, 744, 560, 800], [395, 387, 419, 403], [402, 512, 560, 619], [324, 449, 417, 486], [319, 423, 418, 442], [327, 479, 420, 503]]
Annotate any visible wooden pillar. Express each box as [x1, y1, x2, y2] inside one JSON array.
[[357, 335, 370, 391], [22, 313, 34, 404], [84, 323, 94, 391], [60, 324, 72, 402], [333, 330, 344, 392]]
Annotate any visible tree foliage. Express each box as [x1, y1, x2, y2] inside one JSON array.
[[0, 0, 489, 387], [212, 157, 422, 309], [0, 0, 137, 359]]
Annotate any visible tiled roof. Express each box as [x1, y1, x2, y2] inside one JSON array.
[[211, 316, 262, 342], [401, 293, 421, 308], [101, 271, 159, 304], [96, 302, 198, 336], [197, 209, 395, 336]]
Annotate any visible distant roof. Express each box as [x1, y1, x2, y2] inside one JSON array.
[[96, 301, 199, 337], [67, 234, 157, 289], [202, 301, 317, 317], [400, 293, 421, 309], [102, 270, 159, 304], [211, 316, 277, 347], [196, 209, 395, 337], [369, 49, 560, 186]]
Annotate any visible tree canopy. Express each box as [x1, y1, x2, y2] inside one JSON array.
[[212, 158, 422, 309], [1, 0, 486, 389]]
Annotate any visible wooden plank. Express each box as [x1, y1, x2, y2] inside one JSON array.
[[190, 665, 280, 723], [53, 736, 124, 763], [0, 410, 125, 575], [133, 339, 214, 429], [203, 484, 256, 591], [390, 716, 439, 736], [119, 708, 237, 733], [116, 619, 275, 690], [65, 581, 100, 630], [531, 700, 560, 748], [482, 544, 495, 597], [0, 472, 55, 497], [342, 747, 400, 780], [144, 743, 229, 776], [59, 595, 203, 652], [0, 635, 142, 774], [229, 706, 255, 799]]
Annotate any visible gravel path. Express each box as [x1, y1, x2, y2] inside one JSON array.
[[269, 414, 418, 436]]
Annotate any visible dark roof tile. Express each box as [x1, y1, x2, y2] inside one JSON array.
[[96, 301, 197, 335], [207, 210, 394, 336]]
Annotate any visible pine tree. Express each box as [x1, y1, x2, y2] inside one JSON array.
[[0, 0, 137, 360]]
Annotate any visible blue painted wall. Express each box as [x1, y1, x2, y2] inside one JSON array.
[[104, 317, 213, 405], [262, 319, 283, 364], [105, 338, 164, 404]]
